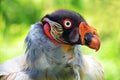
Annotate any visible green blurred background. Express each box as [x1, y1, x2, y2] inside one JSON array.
[[0, 0, 120, 80]]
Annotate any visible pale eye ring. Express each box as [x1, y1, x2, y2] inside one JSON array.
[[63, 18, 72, 29], [64, 21, 71, 28]]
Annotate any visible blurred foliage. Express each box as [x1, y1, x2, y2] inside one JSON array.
[[0, 0, 120, 80]]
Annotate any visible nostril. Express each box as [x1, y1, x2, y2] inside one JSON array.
[[84, 33, 93, 45]]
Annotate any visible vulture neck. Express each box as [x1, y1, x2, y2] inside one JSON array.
[[23, 23, 84, 78]]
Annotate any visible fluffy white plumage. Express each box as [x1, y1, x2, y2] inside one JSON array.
[[0, 23, 105, 80]]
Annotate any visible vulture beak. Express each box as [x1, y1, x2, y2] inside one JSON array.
[[42, 17, 100, 51], [79, 22, 100, 51]]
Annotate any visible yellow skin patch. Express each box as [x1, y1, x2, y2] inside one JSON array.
[[60, 44, 74, 59]]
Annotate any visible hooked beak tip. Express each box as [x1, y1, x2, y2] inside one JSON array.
[[88, 35, 100, 51]]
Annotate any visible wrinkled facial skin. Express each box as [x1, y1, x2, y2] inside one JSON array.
[[42, 10, 100, 51], [42, 10, 86, 44]]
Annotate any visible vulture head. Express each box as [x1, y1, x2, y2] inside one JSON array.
[[41, 10, 100, 51]]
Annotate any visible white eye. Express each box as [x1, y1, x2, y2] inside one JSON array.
[[64, 21, 71, 28], [63, 18, 72, 29]]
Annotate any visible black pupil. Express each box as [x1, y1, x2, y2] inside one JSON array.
[[66, 22, 70, 26]]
